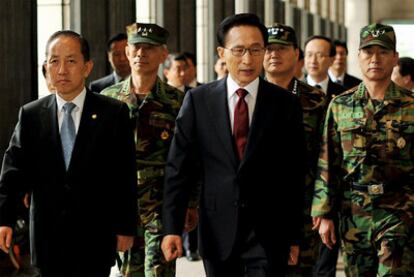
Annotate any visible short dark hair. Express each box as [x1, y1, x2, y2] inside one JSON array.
[[304, 35, 336, 57], [164, 52, 188, 70], [217, 13, 268, 47], [107, 33, 127, 52], [398, 57, 414, 81], [183, 52, 196, 67], [333, 39, 348, 55], [41, 61, 47, 78], [298, 48, 304, 61], [45, 30, 91, 61]]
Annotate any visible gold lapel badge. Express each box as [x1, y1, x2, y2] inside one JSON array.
[[161, 130, 169, 140], [397, 137, 406, 149], [92, 114, 97, 119]]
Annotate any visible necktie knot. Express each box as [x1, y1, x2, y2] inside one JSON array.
[[335, 79, 342, 85], [236, 88, 248, 99], [63, 102, 76, 114]]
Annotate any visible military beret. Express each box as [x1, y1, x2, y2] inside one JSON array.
[[359, 23, 396, 51], [126, 22, 169, 45], [267, 23, 298, 46]]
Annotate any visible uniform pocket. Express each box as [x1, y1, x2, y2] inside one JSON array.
[[338, 120, 367, 156]]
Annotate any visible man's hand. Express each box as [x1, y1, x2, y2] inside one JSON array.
[[0, 226, 13, 254], [312, 216, 321, 230], [318, 218, 336, 249], [184, 207, 198, 232], [116, 235, 134, 252], [288, 245, 300, 265], [161, 234, 182, 262]]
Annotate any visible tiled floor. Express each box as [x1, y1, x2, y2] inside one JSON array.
[[111, 257, 347, 277], [175, 258, 346, 277]]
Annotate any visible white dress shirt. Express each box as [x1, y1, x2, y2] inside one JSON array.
[[306, 75, 329, 94], [56, 88, 87, 134], [226, 75, 259, 133]]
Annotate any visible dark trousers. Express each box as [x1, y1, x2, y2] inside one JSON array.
[[203, 230, 270, 277], [188, 227, 198, 252], [203, 210, 288, 277], [315, 217, 339, 277]]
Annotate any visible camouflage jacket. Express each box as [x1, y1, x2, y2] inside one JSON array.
[[102, 76, 184, 225], [312, 82, 414, 218], [288, 78, 329, 213]]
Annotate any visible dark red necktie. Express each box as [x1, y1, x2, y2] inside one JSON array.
[[234, 88, 249, 160]]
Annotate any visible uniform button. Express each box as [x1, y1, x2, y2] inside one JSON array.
[[233, 200, 238, 207]]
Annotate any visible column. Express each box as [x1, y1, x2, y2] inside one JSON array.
[[196, 0, 215, 82], [0, 0, 37, 169], [345, 0, 369, 77]]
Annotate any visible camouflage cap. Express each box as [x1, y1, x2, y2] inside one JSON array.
[[359, 23, 396, 51], [126, 23, 169, 45], [267, 23, 298, 46]]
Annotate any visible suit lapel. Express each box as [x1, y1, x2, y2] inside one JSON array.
[[205, 78, 237, 166], [68, 91, 98, 172], [241, 79, 267, 166], [40, 94, 67, 173]]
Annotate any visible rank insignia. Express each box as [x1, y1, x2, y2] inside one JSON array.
[[161, 130, 169, 140], [397, 137, 406, 149]]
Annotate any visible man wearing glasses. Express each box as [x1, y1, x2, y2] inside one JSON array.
[[304, 35, 346, 100], [161, 13, 306, 276]]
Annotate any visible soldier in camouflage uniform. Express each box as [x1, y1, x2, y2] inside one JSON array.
[[102, 23, 186, 277], [312, 23, 414, 277], [263, 23, 328, 276]]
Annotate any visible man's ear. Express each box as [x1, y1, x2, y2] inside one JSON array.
[[84, 60, 94, 78], [217, 47, 225, 59]]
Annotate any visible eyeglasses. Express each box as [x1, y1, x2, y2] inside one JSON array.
[[305, 52, 330, 60], [225, 46, 265, 57]]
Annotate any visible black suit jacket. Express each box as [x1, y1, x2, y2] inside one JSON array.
[[327, 78, 346, 99], [343, 73, 361, 90], [163, 77, 306, 263], [0, 91, 137, 275], [89, 73, 116, 93]]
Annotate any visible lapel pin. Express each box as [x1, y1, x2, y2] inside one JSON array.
[[92, 114, 97, 119]]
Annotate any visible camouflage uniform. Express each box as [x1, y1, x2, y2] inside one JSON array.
[[312, 81, 414, 276], [287, 78, 328, 277], [102, 76, 184, 277]]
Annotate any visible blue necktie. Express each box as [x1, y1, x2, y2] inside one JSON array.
[[61, 102, 76, 169]]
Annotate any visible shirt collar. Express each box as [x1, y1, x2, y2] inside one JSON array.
[[227, 74, 259, 99], [307, 75, 329, 93], [56, 87, 87, 112], [328, 70, 345, 83]]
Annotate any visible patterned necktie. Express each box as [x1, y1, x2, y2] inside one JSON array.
[[61, 102, 77, 169], [233, 88, 249, 160]]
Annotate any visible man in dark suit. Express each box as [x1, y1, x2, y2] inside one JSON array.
[[304, 36, 346, 100], [328, 40, 361, 90], [0, 30, 137, 277], [89, 33, 131, 93], [161, 13, 306, 277]]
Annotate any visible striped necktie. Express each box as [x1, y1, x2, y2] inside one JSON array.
[[60, 102, 77, 169]]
